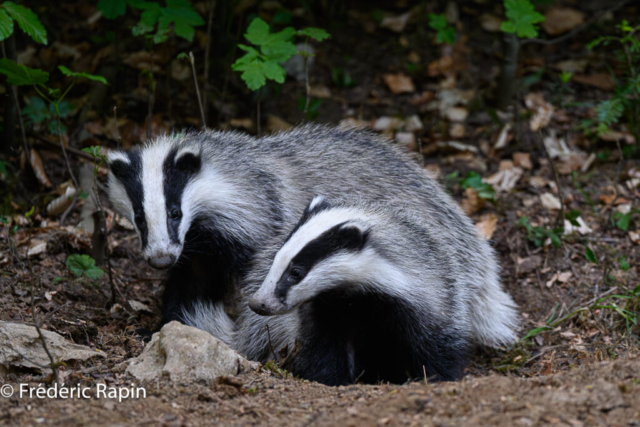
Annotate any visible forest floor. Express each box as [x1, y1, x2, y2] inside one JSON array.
[[1, 1, 640, 426]]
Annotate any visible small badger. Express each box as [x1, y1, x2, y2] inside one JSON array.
[[107, 125, 489, 340], [238, 196, 518, 386]]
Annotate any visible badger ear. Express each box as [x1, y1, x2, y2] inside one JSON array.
[[107, 151, 130, 178], [175, 152, 201, 174], [306, 195, 332, 214], [338, 223, 370, 251]]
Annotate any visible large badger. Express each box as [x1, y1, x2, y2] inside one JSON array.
[[106, 125, 511, 345], [238, 196, 518, 385]]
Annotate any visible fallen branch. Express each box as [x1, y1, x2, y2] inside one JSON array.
[[30, 281, 60, 385]]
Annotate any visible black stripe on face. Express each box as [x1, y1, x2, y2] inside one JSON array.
[[275, 222, 369, 302], [109, 150, 148, 248], [163, 148, 201, 243], [285, 197, 333, 243]]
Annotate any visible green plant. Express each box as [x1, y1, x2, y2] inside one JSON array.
[[331, 66, 356, 88], [66, 254, 105, 279], [22, 96, 73, 135], [82, 146, 107, 177], [522, 283, 640, 340], [297, 97, 322, 120], [428, 13, 455, 45], [612, 209, 640, 231], [588, 20, 640, 143], [0, 1, 47, 44], [517, 216, 563, 247], [232, 17, 329, 91], [560, 71, 573, 84], [500, 0, 545, 38], [447, 171, 496, 201], [97, 0, 204, 43]]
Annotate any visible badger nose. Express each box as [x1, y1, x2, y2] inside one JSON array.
[[148, 254, 176, 269], [248, 298, 272, 316]]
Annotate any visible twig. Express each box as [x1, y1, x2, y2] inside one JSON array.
[[203, 0, 216, 120], [30, 281, 59, 385], [423, 365, 428, 385], [302, 40, 311, 117], [113, 106, 121, 149], [522, 0, 631, 46], [608, 139, 624, 224], [188, 51, 207, 129], [2, 40, 30, 168], [265, 323, 277, 361], [256, 97, 261, 137], [27, 132, 95, 161], [55, 116, 80, 225], [538, 130, 565, 228]]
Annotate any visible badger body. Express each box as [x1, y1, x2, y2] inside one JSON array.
[[107, 125, 515, 350], [239, 197, 519, 385]]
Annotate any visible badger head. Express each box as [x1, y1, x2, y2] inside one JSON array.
[[107, 137, 205, 269], [249, 196, 372, 316]]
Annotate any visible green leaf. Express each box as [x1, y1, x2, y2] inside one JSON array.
[[428, 13, 448, 31], [585, 246, 597, 264], [58, 66, 108, 84], [521, 326, 551, 341], [66, 254, 104, 279], [0, 8, 14, 41], [595, 99, 624, 126], [0, 58, 49, 86], [84, 266, 105, 279], [22, 96, 50, 124], [159, 2, 204, 42], [619, 257, 630, 271], [429, 14, 456, 44], [299, 27, 330, 41], [2, 1, 47, 44], [501, 0, 545, 39], [97, 0, 127, 19], [614, 212, 631, 231], [244, 17, 270, 45]]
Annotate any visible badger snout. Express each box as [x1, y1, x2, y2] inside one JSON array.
[[248, 298, 275, 316], [147, 253, 176, 269]]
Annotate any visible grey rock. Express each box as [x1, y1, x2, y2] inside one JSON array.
[[0, 321, 105, 374], [126, 321, 258, 383]]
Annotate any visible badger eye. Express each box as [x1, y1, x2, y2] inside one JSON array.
[[169, 208, 181, 220], [289, 267, 303, 280]]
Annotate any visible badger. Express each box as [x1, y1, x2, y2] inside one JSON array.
[[106, 125, 510, 346], [238, 196, 518, 385]]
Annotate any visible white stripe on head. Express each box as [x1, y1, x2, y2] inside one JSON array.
[[107, 150, 131, 164], [106, 150, 134, 222], [141, 137, 180, 260], [259, 207, 366, 297], [307, 195, 327, 210]]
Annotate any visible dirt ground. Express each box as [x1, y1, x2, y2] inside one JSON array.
[[2, 0, 640, 425]]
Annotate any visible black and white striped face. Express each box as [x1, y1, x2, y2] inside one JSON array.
[[249, 196, 371, 316], [107, 137, 204, 269]]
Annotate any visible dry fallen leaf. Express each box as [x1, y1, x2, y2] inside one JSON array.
[[513, 152, 532, 170], [46, 186, 76, 217], [542, 7, 585, 36], [525, 92, 554, 131], [564, 217, 593, 235], [629, 231, 640, 244], [28, 149, 52, 188], [461, 187, 484, 215], [383, 73, 415, 94], [479, 13, 502, 32], [554, 59, 588, 73], [572, 73, 616, 91], [445, 107, 468, 122], [395, 132, 416, 150], [380, 11, 413, 33], [266, 115, 292, 133], [475, 213, 498, 240], [170, 58, 190, 81], [27, 239, 47, 257], [494, 123, 512, 149], [449, 123, 465, 138], [484, 166, 523, 192], [309, 85, 331, 99], [540, 192, 562, 210]]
